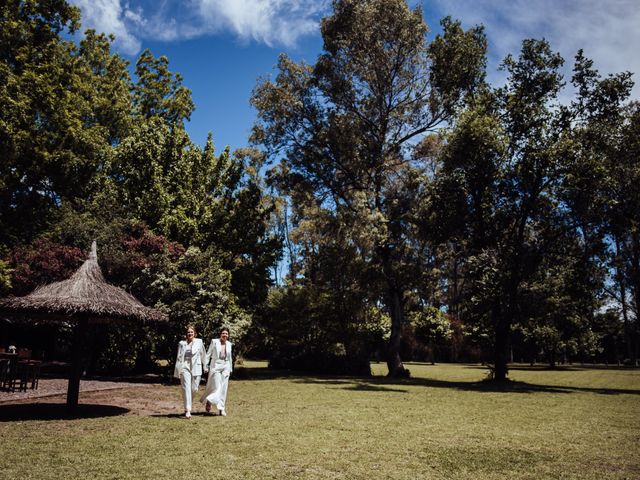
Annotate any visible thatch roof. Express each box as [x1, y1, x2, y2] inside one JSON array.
[[0, 241, 167, 323]]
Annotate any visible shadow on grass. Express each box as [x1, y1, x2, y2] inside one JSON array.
[[345, 383, 409, 393], [83, 374, 168, 385], [464, 364, 638, 372], [357, 376, 640, 396], [0, 403, 129, 421], [237, 366, 640, 396], [149, 412, 222, 419]]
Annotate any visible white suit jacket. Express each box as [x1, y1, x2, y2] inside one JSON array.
[[174, 338, 207, 378], [205, 338, 233, 374]]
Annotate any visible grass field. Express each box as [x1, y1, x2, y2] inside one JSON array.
[[0, 361, 639, 479]]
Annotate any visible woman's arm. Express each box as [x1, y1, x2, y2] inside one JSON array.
[[205, 339, 214, 370], [174, 342, 184, 379], [227, 342, 233, 373], [199, 339, 208, 373]]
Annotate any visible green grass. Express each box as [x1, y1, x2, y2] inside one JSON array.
[[1, 362, 639, 479]]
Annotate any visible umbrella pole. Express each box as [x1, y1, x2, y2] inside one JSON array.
[[67, 318, 88, 409]]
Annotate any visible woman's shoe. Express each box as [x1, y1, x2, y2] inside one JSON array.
[[185, 411, 191, 419], [205, 401, 211, 413], [219, 410, 227, 416]]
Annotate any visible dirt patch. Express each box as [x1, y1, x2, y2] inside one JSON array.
[[0, 379, 190, 417]]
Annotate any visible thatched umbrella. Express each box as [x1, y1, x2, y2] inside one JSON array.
[[0, 241, 168, 408]]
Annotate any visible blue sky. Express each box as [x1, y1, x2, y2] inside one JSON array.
[[69, 0, 640, 152]]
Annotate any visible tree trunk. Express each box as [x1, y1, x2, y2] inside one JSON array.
[[549, 348, 556, 369], [629, 231, 640, 366], [386, 285, 408, 377], [428, 340, 435, 365], [615, 237, 634, 365], [494, 279, 518, 382], [493, 307, 509, 381], [379, 241, 409, 378]]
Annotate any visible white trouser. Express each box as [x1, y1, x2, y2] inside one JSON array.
[[201, 361, 230, 411], [180, 369, 201, 413]]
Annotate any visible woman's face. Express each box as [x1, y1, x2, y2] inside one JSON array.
[[220, 330, 229, 343], [186, 328, 195, 341]]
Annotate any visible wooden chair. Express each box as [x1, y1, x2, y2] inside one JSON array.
[[0, 358, 10, 390], [21, 360, 41, 389], [2, 357, 27, 392]]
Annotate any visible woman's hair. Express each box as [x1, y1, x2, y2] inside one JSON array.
[[219, 326, 230, 335], [185, 324, 197, 335]]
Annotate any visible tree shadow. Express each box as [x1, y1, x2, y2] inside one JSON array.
[[343, 384, 409, 393], [360, 376, 640, 395], [290, 374, 640, 396], [82, 373, 171, 385], [465, 364, 639, 372], [0, 403, 129, 421], [232, 367, 301, 381], [291, 378, 408, 393], [234, 365, 640, 396], [149, 411, 219, 419]]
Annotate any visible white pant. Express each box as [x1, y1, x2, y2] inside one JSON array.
[[201, 362, 230, 411], [180, 369, 201, 413]]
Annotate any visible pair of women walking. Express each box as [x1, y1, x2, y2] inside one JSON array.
[[174, 325, 232, 419]]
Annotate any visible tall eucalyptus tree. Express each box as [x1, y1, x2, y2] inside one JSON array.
[[251, 0, 486, 376]]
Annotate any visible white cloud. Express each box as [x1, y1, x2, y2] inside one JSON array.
[[72, 0, 142, 54], [427, 0, 640, 99], [70, 0, 327, 54], [194, 0, 326, 47]]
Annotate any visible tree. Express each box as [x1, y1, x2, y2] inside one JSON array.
[[132, 49, 194, 126], [518, 249, 603, 367], [561, 51, 636, 364], [613, 104, 640, 364], [258, 283, 387, 374], [7, 237, 84, 295], [251, 0, 486, 376], [408, 306, 452, 364], [435, 40, 637, 379], [436, 39, 568, 380], [0, 1, 131, 246]]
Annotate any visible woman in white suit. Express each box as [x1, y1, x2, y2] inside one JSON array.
[[174, 325, 208, 418], [201, 326, 232, 416]]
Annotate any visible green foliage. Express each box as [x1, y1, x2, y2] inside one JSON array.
[[430, 36, 639, 377], [258, 285, 386, 374], [132, 49, 194, 125], [252, 0, 487, 376], [3, 0, 638, 376], [145, 246, 251, 343], [112, 108, 281, 309], [0, 2, 279, 371], [0, 258, 12, 294], [0, 2, 131, 245], [409, 306, 452, 345], [90, 242, 253, 374]]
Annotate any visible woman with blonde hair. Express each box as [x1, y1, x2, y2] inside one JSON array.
[[174, 324, 208, 418], [201, 326, 232, 416]]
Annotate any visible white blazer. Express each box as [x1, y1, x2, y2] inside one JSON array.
[[205, 338, 233, 374], [174, 338, 207, 378]]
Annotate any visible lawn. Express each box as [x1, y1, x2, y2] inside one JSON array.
[[0, 361, 638, 479]]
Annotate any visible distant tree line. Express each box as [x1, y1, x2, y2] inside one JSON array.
[[1, 0, 638, 380]]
